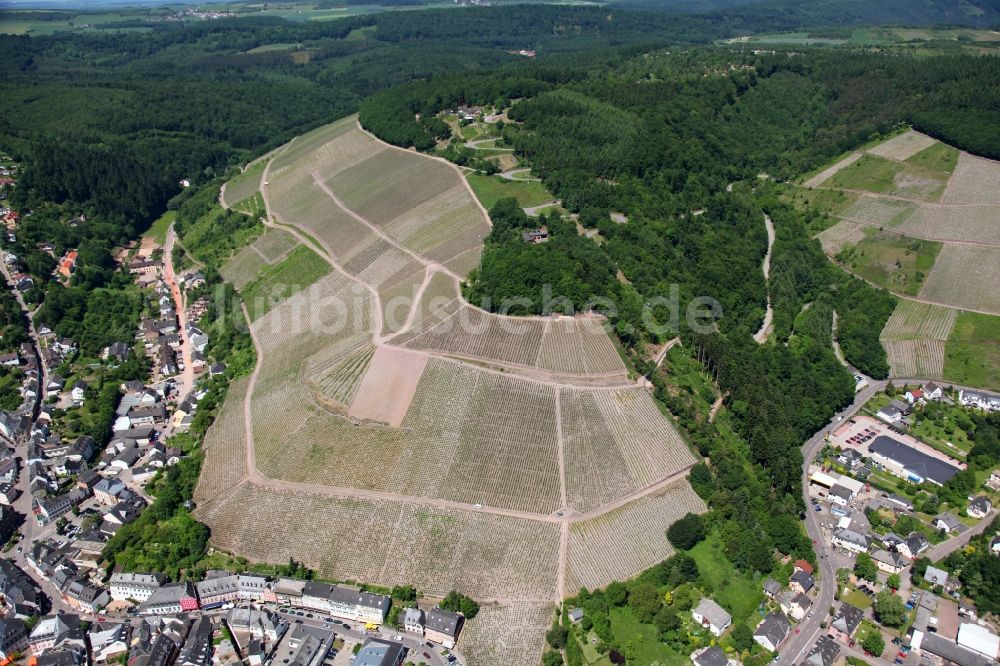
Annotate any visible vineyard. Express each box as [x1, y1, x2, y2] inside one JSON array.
[[382, 184, 490, 258], [897, 205, 1000, 245], [306, 342, 375, 407], [222, 159, 265, 209], [817, 220, 865, 254], [461, 602, 554, 666], [241, 245, 332, 320], [879, 300, 958, 379], [396, 306, 626, 377], [804, 151, 861, 188], [836, 195, 915, 228], [565, 478, 707, 592], [195, 482, 561, 600], [221, 229, 300, 289], [941, 153, 1000, 204], [194, 376, 250, 503], [561, 387, 696, 513], [867, 130, 937, 161], [883, 338, 947, 378], [919, 244, 1000, 315]]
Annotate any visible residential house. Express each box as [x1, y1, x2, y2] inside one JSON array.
[[424, 608, 463, 648], [137, 582, 199, 615], [176, 616, 213, 666], [905, 388, 925, 404], [753, 612, 791, 652], [61, 576, 109, 613], [690, 646, 737, 666], [89, 623, 131, 663], [29, 614, 80, 653], [876, 404, 903, 424], [829, 604, 863, 642], [70, 381, 86, 404], [923, 382, 943, 400], [967, 496, 992, 519], [194, 572, 269, 608], [568, 608, 584, 624], [692, 598, 732, 637], [777, 591, 812, 622], [832, 527, 870, 554], [960, 389, 1000, 412], [94, 478, 125, 505], [789, 570, 815, 594], [933, 512, 963, 534], [924, 565, 950, 588], [803, 636, 840, 666], [897, 532, 929, 559], [225, 608, 286, 645], [871, 549, 906, 574], [763, 579, 781, 599], [110, 573, 165, 603], [354, 637, 404, 666]]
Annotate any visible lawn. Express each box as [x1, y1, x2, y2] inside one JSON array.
[[609, 607, 687, 666], [944, 311, 1000, 391], [910, 405, 975, 454], [242, 245, 331, 319], [689, 531, 763, 624], [466, 173, 555, 210], [837, 230, 941, 296], [843, 588, 873, 610], [145, 210, 175, 245]]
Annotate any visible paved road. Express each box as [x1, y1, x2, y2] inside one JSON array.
[[753, 214, 775, 344], [925, 508, 997, 561], [777, 379, 886, 666], [163, 226, 195, 400]]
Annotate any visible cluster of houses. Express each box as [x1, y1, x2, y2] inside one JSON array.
[[134, 265, 212, 380], [0, 562, 465, 666]]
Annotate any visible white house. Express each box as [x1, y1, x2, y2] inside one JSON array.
[[877, 405, 903, 424], [967, 496, 992, 519], [754, 612, 791, 652], [692, 598, 732, 637]]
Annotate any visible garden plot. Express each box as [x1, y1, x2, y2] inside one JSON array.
[[897, 205, 1000, 245], [460, 602, 553, 666], [565, 478, 706, 592], [561, 387, 695, 513], [348, 345, 428, 427], [194, 376, 250, 503], [867, 130, 937, 161], [817, 220, 866, 254], [942, 153, 1000, 204], [196, 482, 561, 601], [919, 244, 1000, 314]]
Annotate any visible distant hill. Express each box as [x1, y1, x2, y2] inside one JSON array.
[[615, 0, 1000, 28]]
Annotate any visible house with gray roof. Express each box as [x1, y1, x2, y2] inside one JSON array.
[[754, 612, 791, 652], [967, 496, 992, 519], [690, 646, 732, 666], [354, 637, 404, 666], [830, 604, 863, 640], [924, 565, 950, 587], [803, 636, 840, 666], [692, 598, 732, 636], [933, 512, 963, 534], [425, 608, 463, 648]]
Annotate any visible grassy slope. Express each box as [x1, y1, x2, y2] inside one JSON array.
[[689, 531, 763, 624], [945, 311, 1000, 390], [145, 210, 175, 245], [905, 142, 959, 175], [839, 230, 941, 296], [466, 173, 555, 210], [242, 245, 331, 320]]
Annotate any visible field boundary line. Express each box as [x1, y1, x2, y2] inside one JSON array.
[[557, 523, 568, 603]]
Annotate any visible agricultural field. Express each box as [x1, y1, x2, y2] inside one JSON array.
[[222, 160, 266, 209], [199, 113, 710, 663], [194, 481, 562, 601], [835, 229, 940, 296], [561, 387, 696, 513], [905, 142, 960, 174], [879, 301, 957, 378], [461, 602, 554, 666], [194, 377, 250, 504], [241, 245, 332, 320], [944, 311, 1000, 390], [867, 130, 938, 162], [565, 478, 706, 592], [919, 244, 1000, 315], [802, 151, 861, 188], [896, 204, 1000, 245], [836, 195, 916, 229], [221, 229, 299, 289], [941, 153, 1000, 204], [817, 220, 865, 255], [822, 154, 948, 202]]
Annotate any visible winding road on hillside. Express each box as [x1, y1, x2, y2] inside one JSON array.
[[753, 214, 775, 343]]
